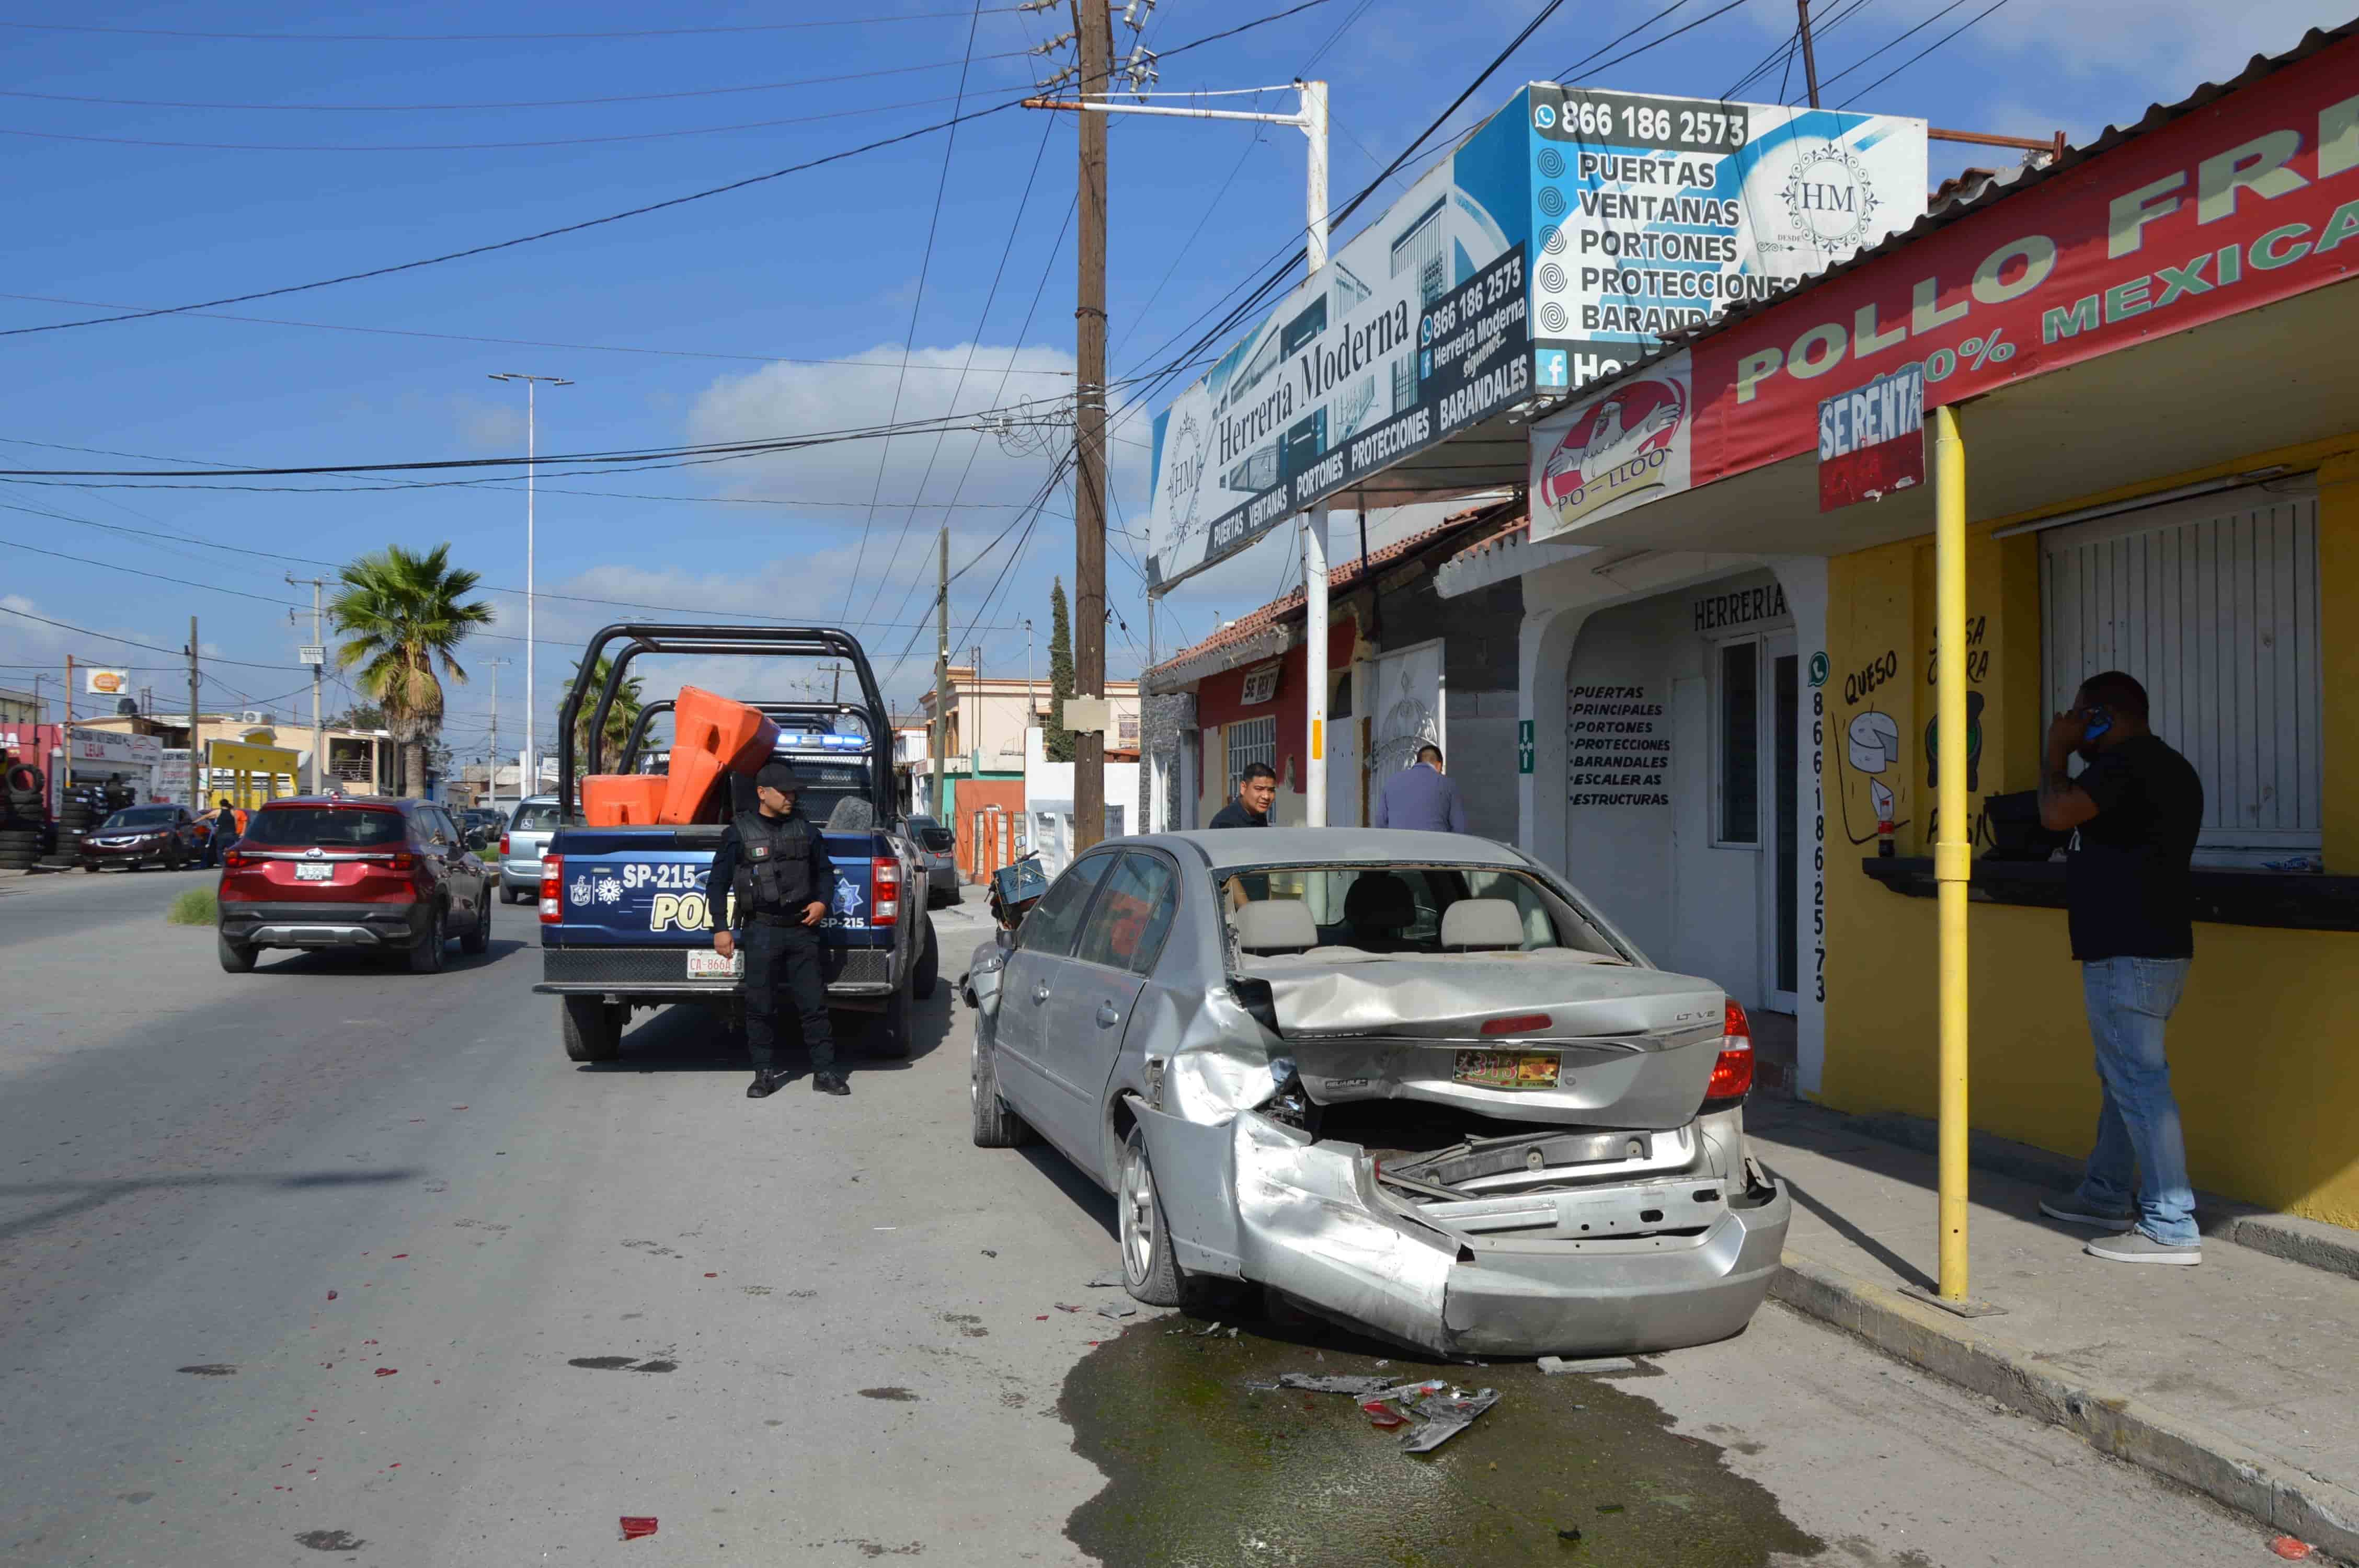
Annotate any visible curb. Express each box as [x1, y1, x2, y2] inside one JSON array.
[[1770, 1250, 2359, 1560]]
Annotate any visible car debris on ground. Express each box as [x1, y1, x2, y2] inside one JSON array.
[[1537, 1354, 1640, 1375], [1271, 1371, 1503, 1453]]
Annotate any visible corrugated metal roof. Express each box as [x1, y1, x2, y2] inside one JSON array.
[[1140, 500, 1524, 691]]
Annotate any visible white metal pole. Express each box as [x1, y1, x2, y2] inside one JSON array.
[[1299, 79, 1331, 826], [524, 376, 536, 800], [310, 579, 324, 794]]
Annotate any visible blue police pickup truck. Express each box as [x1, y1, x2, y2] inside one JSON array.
[[531, 625, 938, 1064]]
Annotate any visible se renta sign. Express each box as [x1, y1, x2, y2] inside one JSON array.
[[1817, 360, 1925, 511]]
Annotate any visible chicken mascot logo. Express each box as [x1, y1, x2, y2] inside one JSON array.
[[1537, 374, 1688, 531]]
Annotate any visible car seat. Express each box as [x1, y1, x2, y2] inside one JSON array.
[[1342, 871, 1417, 951]]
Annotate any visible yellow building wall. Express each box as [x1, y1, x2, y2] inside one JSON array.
[[1818, 439, 2359, 1230]]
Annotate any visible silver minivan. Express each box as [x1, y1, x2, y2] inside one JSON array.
[[498, 795, 562, 904]]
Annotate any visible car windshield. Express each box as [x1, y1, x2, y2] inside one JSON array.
[[101, 806, 180, 829], [243, 806, 408, 848], [1221, 863, 1625, 959], [510, 803, 560, 832], [778, 758, 872, 828]]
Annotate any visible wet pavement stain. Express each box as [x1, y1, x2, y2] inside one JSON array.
[[1059, 1312, 1823, 1567], [293, 1529, 367, 1551], [860, 1387, 920, 1401]]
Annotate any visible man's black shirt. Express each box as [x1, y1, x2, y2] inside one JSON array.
[[2066, 734, 2204, 962], [1208, 800, 1268, 829], [709, 809, 834, 932]]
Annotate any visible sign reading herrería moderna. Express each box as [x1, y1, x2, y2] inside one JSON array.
[[1144, 85, 1926, 591]]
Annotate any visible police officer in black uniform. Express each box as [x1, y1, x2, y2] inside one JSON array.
[[709, 762, 849, 1099]]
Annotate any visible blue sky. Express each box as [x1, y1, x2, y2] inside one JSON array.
[[0, 0, 2342, 765]]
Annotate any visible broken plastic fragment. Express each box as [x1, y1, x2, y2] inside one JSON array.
[[1086, 1271, 1124, 1288], [981, 1249, 998, 1258], [1279, 1374, 1396, 1397], [704, 1273, 718, 1278], [1358, 1400, 1407, 1429], [2270, 1539, 2312, 1562], [1538, 1355, 1638, 1375], [1095, 1302, 1137, 1320], [325, 1291, 337, 1301], [1557, 1527, 1583, 1543], [1194, 1321, 1224, 1337], [1054, 1303, 1085, 1314], [373, 1368, 398, 1378], [620, 1516, 658, 1541], [391, 1254, 408, 1260], [1396, 1386, 1499, 1454]]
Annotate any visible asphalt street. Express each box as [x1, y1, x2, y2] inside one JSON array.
[[0, 867, 2295, 1566]]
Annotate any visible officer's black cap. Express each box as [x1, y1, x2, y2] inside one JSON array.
[[754, 760, 808, 793]]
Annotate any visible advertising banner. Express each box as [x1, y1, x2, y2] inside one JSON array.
[[1695, 37, 2359, 490], [1144, 98, 1533, 590], [1817, 360, 1925, 510], [83, 667, 131, 697], [68, 725, 163, 767], [1525, 86, 1926, 394], [1529, 350, 1693, 542]]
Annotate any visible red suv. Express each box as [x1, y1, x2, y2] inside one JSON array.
[[216, 798, 493, 974]]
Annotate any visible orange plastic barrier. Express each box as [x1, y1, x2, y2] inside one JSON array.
[[659, 686, 780, 825], [581, 774, 668, 826]]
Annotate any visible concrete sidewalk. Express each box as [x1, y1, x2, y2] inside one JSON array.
[[1747, 1099, 2359, 1558]]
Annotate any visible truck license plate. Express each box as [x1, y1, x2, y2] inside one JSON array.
[[1453, 1049, 1560, 1090], [295, 862, 334, 882], [688, 950, 743, 979]]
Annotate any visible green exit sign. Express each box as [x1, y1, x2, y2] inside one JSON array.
[[1517, 719, 1535, 775]]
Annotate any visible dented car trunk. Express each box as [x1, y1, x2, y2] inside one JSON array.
[[1127, 884, 1788, 1357]]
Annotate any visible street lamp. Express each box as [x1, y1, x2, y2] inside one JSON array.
[[487, 373, 572, 800]]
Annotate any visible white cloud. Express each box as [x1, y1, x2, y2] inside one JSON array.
[[450, 396, 525, 453]]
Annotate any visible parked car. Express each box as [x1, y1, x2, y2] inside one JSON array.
[[497, 796, 560, 905], [907, 814, 960, 908], [79, 804, 205, 872], [215, 797, 493, 974], [965, 828, 1790, 1357]]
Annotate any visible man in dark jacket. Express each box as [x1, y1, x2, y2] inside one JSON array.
[[710, 762, 845, 1099], [1209, 762, 1277, 829], [204, 797, 239, 869]]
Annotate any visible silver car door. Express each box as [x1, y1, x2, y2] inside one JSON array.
[[1041, 850, 1183, 1185], [992, 851, 1116, 1137]]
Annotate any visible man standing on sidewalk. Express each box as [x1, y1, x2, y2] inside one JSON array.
[[1375, 744, 1469, 833], [2035, 670, 2206, 1265]]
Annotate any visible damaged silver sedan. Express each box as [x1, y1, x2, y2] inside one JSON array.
[[966, 829, 1790, 1357]]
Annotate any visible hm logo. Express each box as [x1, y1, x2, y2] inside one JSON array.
[[1794, 183, 1857, 213]]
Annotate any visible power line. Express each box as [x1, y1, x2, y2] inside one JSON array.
[[0, 2, 1338, 341], [841, 0, 990, 624], [1831, 0, 1996, 102], [0, 8, 1035, 42], [0, 90, 1009, 155], [1560, 0, 1757, 84], [0, 53, 1032, 113], [0, 602, 295, 670]]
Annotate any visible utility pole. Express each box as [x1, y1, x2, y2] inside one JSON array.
[[1071, 0, 1113, 851], [970, 644, 984, 775], [488, 372, 571, 801], [185, 620, 201, 811], [486, 656, 511, 803], [289, 574, 326, 793], [934, 526, 952, 820], [1026, 75, 1330, 824], [1796, 0, 1822, 107]]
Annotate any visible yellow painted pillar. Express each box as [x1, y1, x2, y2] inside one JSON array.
[[1932, 405, 1971, 1301]]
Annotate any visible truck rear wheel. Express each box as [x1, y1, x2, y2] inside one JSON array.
[[912, 917, 939, 1001], [867, 976, 913, 1058], [562, 995, 624, 1062]]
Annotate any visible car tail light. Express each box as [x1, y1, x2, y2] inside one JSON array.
[[871, 855, 899, 925], [500, 833, 510, 857], [540, 854, 563, 923], [1707, 998, 1755, 1102], [223, 848, 252, 869], [1481, 1013, 1552, 1036]]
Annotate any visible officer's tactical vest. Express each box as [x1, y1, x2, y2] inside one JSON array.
[[732, 809, 817, 920]]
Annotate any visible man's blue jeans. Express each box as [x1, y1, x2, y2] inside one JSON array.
[[2074, 956, 2198, 1246]]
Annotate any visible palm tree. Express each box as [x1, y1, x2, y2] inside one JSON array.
[[563, 655, 646, 770], [328, 544, 494, 799]]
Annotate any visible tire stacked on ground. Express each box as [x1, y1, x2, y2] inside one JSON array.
[[1, 762, 44, 868], [40, 786, 94, 871]]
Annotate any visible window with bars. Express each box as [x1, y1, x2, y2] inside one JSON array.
[[1225, 714, 1276, 786], [2040, 483, 2321, 864]]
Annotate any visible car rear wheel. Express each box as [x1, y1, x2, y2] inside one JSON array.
[[1119, 1124, 1212, 1310], [969, 1019, 1035, 1148], [561, 995, 624, 1062], [217, 931, 257, 974], [407, 908, 446, 974], [460, 895, 491, 955], [912, 917, 939, 1001]]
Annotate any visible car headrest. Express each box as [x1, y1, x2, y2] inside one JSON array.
[[1234, 899, 1319, 954], [1440, 897, 1525, 950], [1343, 872, 1414, 930], [824, 797, 877, 833]]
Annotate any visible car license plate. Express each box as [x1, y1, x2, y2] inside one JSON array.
[[294, 862, 334, 882], [1453, 1049, 1560, 1090], [688, 950, 743, 979]]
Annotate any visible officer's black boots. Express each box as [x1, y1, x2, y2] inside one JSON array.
[[746, 1069, 788, 1100], [811, 1071, 850, 1097]]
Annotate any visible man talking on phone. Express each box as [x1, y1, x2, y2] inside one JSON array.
[[2036, 671, 2205, 1264], [711, 762, 846, 1100]]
